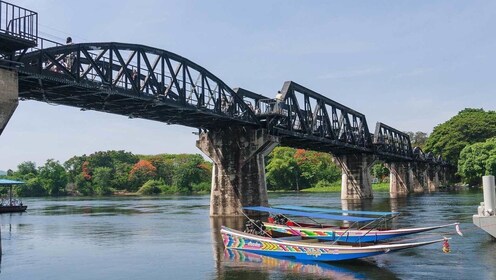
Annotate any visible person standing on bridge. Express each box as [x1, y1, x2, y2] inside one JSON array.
[[65, 37, 75, 71]]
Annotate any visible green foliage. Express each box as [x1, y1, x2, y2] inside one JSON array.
[[7, 151, 213, 196], [301, 180, 341, 192], [266, 147, 341, 191], [38, 159, 68, 196], [191, 182, 211, 194], [372, 182, 390, 192], [371, 162, 389, 182], [172, 154, 209, 193], [458, 137, 496, 186], [15, 161, 38, 179], [425, 108, 496, 163], [128, 160, 157, 191], [159, 184, 178, 194], [15, 177, 46, 197], [92, 167, 114, 195], [266, 148, 300, 190], [137, 179, 164, 195]]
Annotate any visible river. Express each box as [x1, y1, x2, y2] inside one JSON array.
[[0, 191, 494, 280]]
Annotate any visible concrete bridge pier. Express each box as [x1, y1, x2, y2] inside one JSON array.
[[0, 68, 19, 136], [333, 154, 375, 200], [409, 163, 427, 193], [196, 127, 279, 216], [387, 162, 410, 198], [427, 165, 440, 192]]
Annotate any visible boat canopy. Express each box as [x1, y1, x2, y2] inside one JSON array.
[[277, 205, 399, 216], [243, 206, 377, 222], [0, 179, 24, 185]]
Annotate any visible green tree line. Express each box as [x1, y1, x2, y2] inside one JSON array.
[[2, 151, 212, 197], [423, 108, 496, 186]]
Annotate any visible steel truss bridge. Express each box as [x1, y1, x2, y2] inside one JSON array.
[[0, 1, 446, 167]]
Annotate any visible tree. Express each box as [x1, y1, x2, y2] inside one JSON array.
[[458, 137, 496, 186], [93, 167, 113, 195], [266, 147, 300, 190], [371, 162, 389, 182], [129, 159, 157, 191], [425, 108, 496, 163], [15, 161, 38, 179], [38, 159, 68, 196], [266, 147, 341, 191], [15, 177, 46, 197], [172, 155, 208, 193]]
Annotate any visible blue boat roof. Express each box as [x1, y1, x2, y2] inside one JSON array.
[[243, 206, 377, 222], [0, 179, 24, 185], [277, 205, 399, 216]]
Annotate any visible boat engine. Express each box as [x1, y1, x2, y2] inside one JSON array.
[[244, 219, 266, 236]]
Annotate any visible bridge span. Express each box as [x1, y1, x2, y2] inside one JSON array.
[[0, 1, 453, 216]]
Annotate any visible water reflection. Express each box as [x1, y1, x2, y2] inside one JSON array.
[[219, 249, 400, 280]]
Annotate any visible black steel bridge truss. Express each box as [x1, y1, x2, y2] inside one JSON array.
[[15, 42, 259, 128], [256, 81, 373, 155]]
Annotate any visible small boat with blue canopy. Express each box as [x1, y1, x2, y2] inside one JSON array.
[[221, 225, 449, 262], [0, 179, 27, 213], [243, 205, 461, 243]]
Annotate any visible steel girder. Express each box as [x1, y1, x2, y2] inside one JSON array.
[[261, 81, 373, 154], [373, 122, 413, 161], [15, 42, 259, 128]]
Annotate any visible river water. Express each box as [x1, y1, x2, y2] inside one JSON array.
[[0, 191, 494, 280]]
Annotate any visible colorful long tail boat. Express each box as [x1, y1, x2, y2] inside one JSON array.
[[221, 226, 448, 262], [244, 206, 461, 243]]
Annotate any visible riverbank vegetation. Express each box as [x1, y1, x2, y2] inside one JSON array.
[[424, 108, 496, 185], [3, 151, 212, 197]]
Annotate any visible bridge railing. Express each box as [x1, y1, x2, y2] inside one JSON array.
[[0, 1, 37, 43]]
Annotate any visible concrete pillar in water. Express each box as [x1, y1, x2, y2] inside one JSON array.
[[0, 68, 19, 136], [333, 154, 375, 200], [409, 163, 427, 193], [196, 127, 279, 216], [387, 162, 410, 198], [427, 165, 440, 192]]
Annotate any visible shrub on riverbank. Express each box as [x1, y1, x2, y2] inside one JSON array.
[[137, 180, 163, 195]]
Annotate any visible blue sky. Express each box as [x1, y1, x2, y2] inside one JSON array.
[[1, 0, 494, 170]]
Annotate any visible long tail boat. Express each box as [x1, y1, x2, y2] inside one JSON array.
[[221, 226, 448, 262], [244, 206, 461, 243]]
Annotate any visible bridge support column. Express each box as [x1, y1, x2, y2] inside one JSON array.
[[427, 165, 440, 192], [196, 127, 279, 216], [387, 162, 410, 198], [333, 154, 374, 200], [0, 68, 18, 136], [409, 163, 427, 193]]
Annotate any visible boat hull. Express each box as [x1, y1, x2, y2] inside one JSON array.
[[0, 205, 27, 213], [221, 226, 445, 262]]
